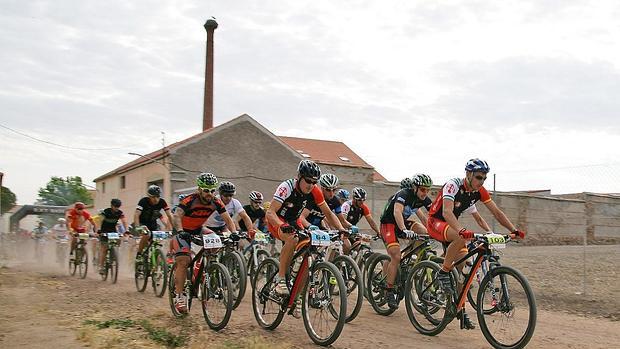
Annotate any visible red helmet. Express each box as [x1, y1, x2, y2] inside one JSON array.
[[74, 202, 85, 209]]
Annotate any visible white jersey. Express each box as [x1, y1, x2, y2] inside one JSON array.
[[341, 200, 352, 216], [52, 224, 68, 239], [205, 197, 245, 227]]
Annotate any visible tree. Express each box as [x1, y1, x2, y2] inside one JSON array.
[[38, 176, 93, 206], [1, 186, 17, 214]]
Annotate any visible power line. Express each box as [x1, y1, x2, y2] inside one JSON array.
[[0, 123, 136, 151]]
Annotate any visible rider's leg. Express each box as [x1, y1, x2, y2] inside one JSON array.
[[342, 236, 351, 255], [138, 234, 149, 254], [385, 244, 401, 286], [99, 242, 107, 269], [174, 255, 190, 294], [278, 232, 298, 279], [442, 227, 467, 272], [70, 235, 77, 254]]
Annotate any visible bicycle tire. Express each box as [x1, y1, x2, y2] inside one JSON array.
[[78, 248, 88, 279], [366, 253, 397, 316], [151, 248, 168, 297], [302, 260, 347, 346], [168, 262, 192, 318], [332, 254, 363, 323], [202, 262, 234, 331], [405, 260, 449, 335], [477, 266, 537, 349], [249, 249, 271, 285], [362, 252, 383, 301], [220, 250, 247, 310], [134, 251, 149, 292], [69, 249, 77, 276], [110, 247, 119, 284], [251, 257, 285, 330]]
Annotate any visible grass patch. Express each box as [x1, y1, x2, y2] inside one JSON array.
[[83, 318, 187, 348]]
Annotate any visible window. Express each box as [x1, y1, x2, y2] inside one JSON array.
[[338, 156, 351, 162], [120, 176, 126, 189], [102, 181, 106, 193]]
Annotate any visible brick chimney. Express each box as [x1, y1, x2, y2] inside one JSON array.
[[203, 18, 218, 131]]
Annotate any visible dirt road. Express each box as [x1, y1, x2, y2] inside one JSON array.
[[1, 252, 619, 349]]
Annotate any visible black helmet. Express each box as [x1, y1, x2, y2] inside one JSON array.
[[147, 185, 161, 197], [218, 181, 236, 195], [400, 177, 413, 189], [297, 160, 321, 180], [110, 198, 122, 207]]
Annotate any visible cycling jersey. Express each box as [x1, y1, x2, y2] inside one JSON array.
[[305, 195, 341, 226], [52, 224, 68, 239], [380, 189, 432, 225], [341, 200, 370, 225], [32, 226, 48, 238], [428, 178, 491, 221], [99, 208, 124, 233], [177, 193, 226, 233], [67, 208, 92, 232], [268, 179, 325, 239], [239, 204, 266, 231], [136, 197, 170, 230], [205, 196, 244, 228]]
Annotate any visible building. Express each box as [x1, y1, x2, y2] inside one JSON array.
[[93, 114, 386, 213]]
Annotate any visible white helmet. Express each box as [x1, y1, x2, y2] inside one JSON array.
[[57, 218, 66, 223]]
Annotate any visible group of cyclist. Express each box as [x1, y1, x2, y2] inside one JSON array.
[[40, 156, 526, 334]]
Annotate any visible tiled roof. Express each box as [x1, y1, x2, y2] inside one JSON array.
[[278, 136, 373, 169]]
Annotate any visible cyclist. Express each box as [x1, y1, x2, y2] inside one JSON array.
[[266, 160, 348, 296], [170, 172, 236, 313], [301, 173, 349, 229], [427, 158, 525, 329], [134, 185, 174, 262], [96, 199, 128, 274], [205, 181, 254, 236], [52, 218, 69, 262], [336, 189, 350, 206], [341, 187, 381, 236], [379, 173, 434, 309], [67, 202, 97, 256], [238, 191, 267, 237]]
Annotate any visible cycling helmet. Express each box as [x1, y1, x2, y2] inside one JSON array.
[[74, 202, 85, 209], [196, 172, 218, 189], [249, 191, 263, 202], [412, 173, 433, 188], [319, 173, 339, 189], [465, 158, 490, 173], [57, 218, 66, 223], [336, 189, 350, 200], [110, 198, 122, 207], [147, 185, 161, 197], [218, 181, 236, 195], [352, 187, 367, 200], [297, 160, 321, 180], [400, 177, 413, 189]]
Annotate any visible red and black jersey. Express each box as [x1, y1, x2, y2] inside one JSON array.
[[178, 193, 226, 231], [272, 179, 325, 226], [429, 178, 492, 221]]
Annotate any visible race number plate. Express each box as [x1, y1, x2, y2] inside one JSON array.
[[311, 230, 331, 247], [254, 232, 268, 243], [78, 233, 89, 240], [203, 233, 223, 249], [106, 232, 120, 240], [152, 231, 168, 240], [485, 233, 506, 249]]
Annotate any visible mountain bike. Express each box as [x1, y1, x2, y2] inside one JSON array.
[[217, 231, 247, 310], [134, 227, 169, 297], [69, 233, 89, 279], [56, 237, 69, 267], [100, 232, 120, 283], [322, 230, 363, 323], [168, 231, 234, 331], [366, 234, 443, 315], [242, 231, 272, 284], [407, 233, 537, 349], [252, 228, 347, 346]]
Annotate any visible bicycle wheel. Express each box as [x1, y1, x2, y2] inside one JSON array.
[[362, 252, 382, 301], [78, 248, 88, 279], [366, 253, 396, 316], [168, 262, 192, 318], [477, 266, 537, 349], [69, 249, 77, 276], [151, 248, 168, 297], [110, 247, 119, 284], [201, 262, 234, 331], [302, 260, 347, 346], [134, 251, 149, 292], [251, 257, 285, 330], [249, 249, 271, 285], [220, 250, 247, 310], [100, 250, 109, 281], [405, 260, 449, 335], [331, 254, 363, 323]]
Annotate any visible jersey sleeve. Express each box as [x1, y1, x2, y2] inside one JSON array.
[[160, 199, 170, 211], [273, 180, 293, 203], [362, 203, 371, 216], [178, 195, 193, 214], [341, 201, 351, 215], [479, 186, 492, 203], [310, 185, 325, 206], [214, 198, 227, 214], [422, 197, 432, 211], [394, 190, 408, 206], [136, 197, 148, 211], [442, 179, 460, 201], [233, 199, 245, 215]]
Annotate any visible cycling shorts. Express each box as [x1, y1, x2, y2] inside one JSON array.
[[380, 223, 400, 249], [427, 216, 450, 242]]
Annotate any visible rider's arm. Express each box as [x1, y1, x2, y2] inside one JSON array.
[[414, 209, 428, 227], [266, 199, 283, 229], [133, 208, 141, 228], [299, 208, 313, 228], [393, 202, 407, 231], [173, 207, 185, 231], [337, 212, 352, 229], [365, 214, 381, 235], [239, 210, 254, 232], [220, 212, 237, 232], [483, 200, 517, 232], [443, 199, 464, 232], [472, 211, 492, 232], [163, 209, 174, 231], [318, 202, 345, 231]]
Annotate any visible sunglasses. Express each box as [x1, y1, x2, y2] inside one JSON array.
[[323, 188, 336, 192], [303, 177, 318, 185], [474, 175, 487, 181], [251, 200, 263, 205], [200, 188, 217, 193], [221, 193, 234, 198]]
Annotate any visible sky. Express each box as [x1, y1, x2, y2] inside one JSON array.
[[2, 0, 620, 205]]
